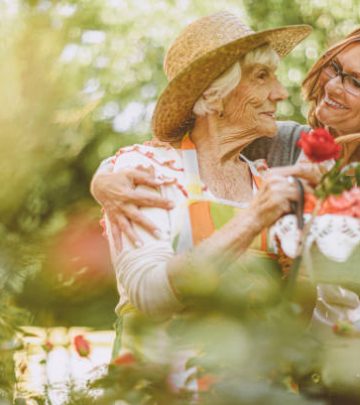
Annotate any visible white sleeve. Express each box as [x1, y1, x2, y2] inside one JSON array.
[[109, 190, 183, 320], [115, 241, 183, 320], [96, 156, 115, 174], [104, 149, 184, 320]]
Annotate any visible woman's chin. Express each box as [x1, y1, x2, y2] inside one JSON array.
[[257, 122, 277, 138], [315, 104, 334, 128]]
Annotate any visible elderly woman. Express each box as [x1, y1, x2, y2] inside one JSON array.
[[94, 12, 311, 324], [93, 20, 360, 337], [92, 29, 360, 245]]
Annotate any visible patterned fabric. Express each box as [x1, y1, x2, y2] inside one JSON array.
[[271, 213, 360, 261], [271, 213, 360, 287]]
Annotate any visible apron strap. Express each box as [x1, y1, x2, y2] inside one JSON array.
[[180, 134, 203, 198], [177, 135, 270, 253]]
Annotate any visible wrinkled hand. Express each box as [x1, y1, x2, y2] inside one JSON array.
[[91, 165, 175, 249], [267, 162, 327, 187], [250, 175, 301, 231]]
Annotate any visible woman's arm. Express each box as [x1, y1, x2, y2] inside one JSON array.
[[167, 175, 300, 297], [113, 174, 299, 319], [91, 130, 311, 244], [91, 161, 175, 247], [101, 147, 300, 319]]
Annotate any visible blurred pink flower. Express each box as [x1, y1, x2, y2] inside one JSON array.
[[112, 352, 136, 366]]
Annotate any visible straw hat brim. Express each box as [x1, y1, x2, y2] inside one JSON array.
[[152, 25, 312, 141]]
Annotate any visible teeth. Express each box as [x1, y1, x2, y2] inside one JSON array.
[[324, 96, 346, 109]]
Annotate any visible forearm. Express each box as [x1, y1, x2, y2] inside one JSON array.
[[116, 207, 261, 316], [116, 242, 184, 320], [167, 208, 262, 298], [197, 207, 262, 257]]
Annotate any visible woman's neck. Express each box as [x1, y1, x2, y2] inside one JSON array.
[[189, 116, 256, 201], [344, 142, 360, 163], [190, 115, 258, 163]]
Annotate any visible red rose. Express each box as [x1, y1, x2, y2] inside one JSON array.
[[74, 335, 91, 357], [42, 340, 54, 353], [297, 128, 341, 163], [112, 352, 136, 366]]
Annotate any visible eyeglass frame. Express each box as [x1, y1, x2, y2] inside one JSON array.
[[322, 59, 360, 96]]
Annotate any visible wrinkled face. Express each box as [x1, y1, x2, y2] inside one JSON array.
[[316, 43, 360, 135], [221, 63, 288, 137]]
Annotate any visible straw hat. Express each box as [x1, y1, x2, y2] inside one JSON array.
[[152, 11, 312, 141]]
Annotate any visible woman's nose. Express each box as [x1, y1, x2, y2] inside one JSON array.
[[270, 79, 289, 102], [325, 74, 344, 95]]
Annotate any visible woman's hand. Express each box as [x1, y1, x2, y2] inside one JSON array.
[[249, 175, 301, 231], [90, 165, 175, 248], [267, 162, 326, 186]]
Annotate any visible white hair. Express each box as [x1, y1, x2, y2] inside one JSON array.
[[193, 45, 280, 116]]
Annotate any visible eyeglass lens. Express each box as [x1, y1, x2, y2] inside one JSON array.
[[323, 60, 360, 96]]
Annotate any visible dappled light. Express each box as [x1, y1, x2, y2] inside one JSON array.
[[1, 1, 360, 404]]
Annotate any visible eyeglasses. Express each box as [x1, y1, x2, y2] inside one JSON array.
[[323, 60, 360, 97]]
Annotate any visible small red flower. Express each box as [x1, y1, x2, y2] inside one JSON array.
[[304, 192, 318, 213], [297, 128, 341, 163], [197, 374, 218, 392], [42, 340, 54, 353], [283, 376, 299, 394], [112, 352, 136, 366], [332, 320, 354, 336], [74, 335, 91, 357]]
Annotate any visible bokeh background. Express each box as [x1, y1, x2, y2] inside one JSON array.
[[1, 1, 360, 403], [0, 0, 359, 331]]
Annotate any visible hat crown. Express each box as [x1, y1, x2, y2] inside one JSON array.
[[164, 12, 254, 81]]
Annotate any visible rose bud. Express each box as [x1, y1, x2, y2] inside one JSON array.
[[74, 335, 91, 357], [42, 340, 54, 353]]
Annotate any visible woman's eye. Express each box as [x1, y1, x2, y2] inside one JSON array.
[[257, 71, 268, 80], [351, 78, 360, 88]]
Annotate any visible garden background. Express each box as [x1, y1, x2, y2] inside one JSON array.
[[1, 0, 360, 403]]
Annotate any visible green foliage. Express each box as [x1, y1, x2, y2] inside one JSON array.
[[0, 0, 360, 402], [315, 161, 360, 198], [60, 265, 323, 404]]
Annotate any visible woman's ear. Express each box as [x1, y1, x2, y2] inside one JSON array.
[[209, 98, 224, 118]]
